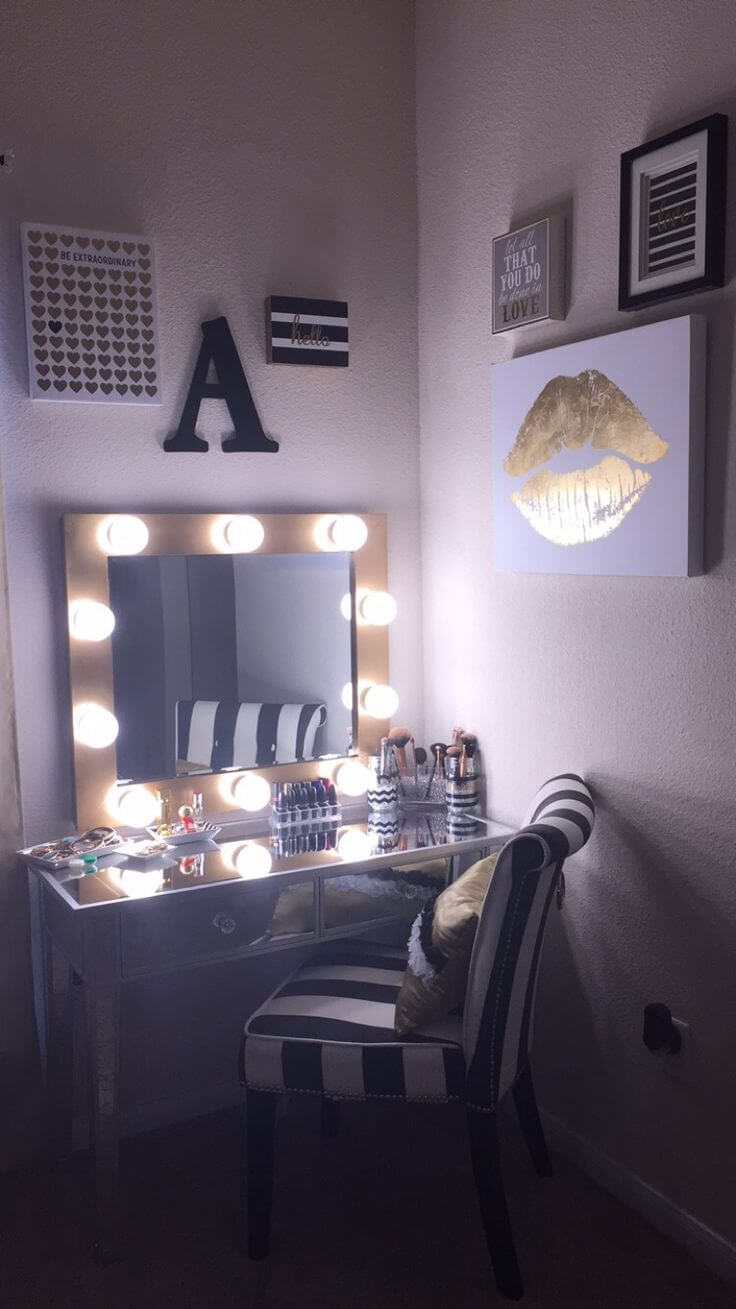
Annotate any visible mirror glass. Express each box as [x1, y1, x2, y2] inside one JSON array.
[[108, 552, 355, 783]]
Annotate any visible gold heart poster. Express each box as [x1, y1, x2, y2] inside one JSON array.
[[20, 223, 161, 405], [491, 316, 705, 576]]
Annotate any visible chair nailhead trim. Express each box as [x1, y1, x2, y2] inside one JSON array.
[[243, 1082, 459, 1105]]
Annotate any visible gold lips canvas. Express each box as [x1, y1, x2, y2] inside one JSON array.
[[491, 315, 706, 576]]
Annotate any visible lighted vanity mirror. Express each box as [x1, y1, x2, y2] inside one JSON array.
[[64, 512, 392, 829], [108, 551, 354, 782]]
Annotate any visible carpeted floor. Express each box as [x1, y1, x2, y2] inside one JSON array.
[[1, 1098, 732, 1308]]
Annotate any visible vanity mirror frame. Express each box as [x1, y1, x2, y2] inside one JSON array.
[[64, 512, 391, 829]]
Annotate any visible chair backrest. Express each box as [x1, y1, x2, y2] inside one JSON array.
[[463, 774, 594, 1111], [175, 699, 327, 770]]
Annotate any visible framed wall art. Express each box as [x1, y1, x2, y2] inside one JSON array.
[[492, 216, 565, 334], [491, 315, 705, 577], [265, 295, 348, 366], [618, 114, 727, 311], [21, 223, 161, 404]]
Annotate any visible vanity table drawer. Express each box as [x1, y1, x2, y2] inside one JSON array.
[[120, 882, 316, 975]]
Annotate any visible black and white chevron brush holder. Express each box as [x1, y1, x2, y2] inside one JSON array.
[[367, 776, 399, 816]]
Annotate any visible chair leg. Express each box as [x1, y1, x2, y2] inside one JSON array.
[[513, 1064, 553, 1178], [467, 1107, 523, 1301], [321, 1097, 340, 1141], [246, 1089, 277, 1260]]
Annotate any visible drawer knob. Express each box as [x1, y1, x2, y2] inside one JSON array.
[[212, 913, 237, 936]]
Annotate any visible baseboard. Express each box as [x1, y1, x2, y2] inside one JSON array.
[[543, 1111, 736, 1289]]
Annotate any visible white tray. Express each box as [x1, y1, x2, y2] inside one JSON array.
[[145, 821, 221, 847], [20, 833, 124, 870], [118, 838, 175, 865]]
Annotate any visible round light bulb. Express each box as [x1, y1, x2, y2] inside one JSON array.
[[328, 515, 368, 552], [97, 515, 149, 556], [235, 842, 273, 879], [340, 593, 352, 621], [337, 828, 373, 861], [335, 760, 371, 797], [362, 684, 399, 719], [113, 868, 164, 899], [69, 599, 116, 642], [232, 772, 271, 812], [110, 785, 159, 828], [218, 840, 241, 872], [73, 703, 119, 749], [212, 515, 265, 553], [341, 681, 354, 710], [360, 591, 397, 626]]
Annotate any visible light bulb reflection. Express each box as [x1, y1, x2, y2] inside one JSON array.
[[335, 760, 371, 796], [235, 842, 273, 879], [337, 828, 373, 861], [112, 868, 164, 899]]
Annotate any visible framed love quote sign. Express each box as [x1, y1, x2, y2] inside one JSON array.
[[492, 216, 565, 334], [21, 223, 161, 404]]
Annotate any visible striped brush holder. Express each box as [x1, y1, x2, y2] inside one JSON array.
[[367, 775, 399, 817], [446, 776, 480, 830], [367, 811, 400, 849]]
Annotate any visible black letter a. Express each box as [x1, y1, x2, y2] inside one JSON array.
[[164, 316, 278, 453]]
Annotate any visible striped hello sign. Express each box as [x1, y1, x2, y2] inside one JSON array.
[[266, 295, 348, 367]]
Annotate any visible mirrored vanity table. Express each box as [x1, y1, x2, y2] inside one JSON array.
[[27, 508, 510, 1261], [27, 809, 513, 1261]]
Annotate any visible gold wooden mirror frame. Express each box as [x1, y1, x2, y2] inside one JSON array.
[[64, 512, 392, 829]]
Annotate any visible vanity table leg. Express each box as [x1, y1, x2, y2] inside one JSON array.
[[45, 936, 76, 1165], [85, 980, 122, 1264]]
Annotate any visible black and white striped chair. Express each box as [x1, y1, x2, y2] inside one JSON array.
[[240, 774, 594, 1300], [175, 699, 327, 771]]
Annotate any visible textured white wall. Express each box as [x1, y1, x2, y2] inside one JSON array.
[[0, 0, 420, 842], [416, 0, 736, 1243], [0, 0, 418, 1131]]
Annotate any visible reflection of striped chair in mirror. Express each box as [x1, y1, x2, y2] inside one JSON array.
[[175, 700, 327, 772], [239, 774, 595, 1301]]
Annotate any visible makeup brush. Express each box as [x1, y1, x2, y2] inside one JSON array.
[[445, 744, 462, 781], [460, 732, 478, 779], [458, 727, 476, 774], [388, 726, 412, 775], [425, 741, 447, 799]]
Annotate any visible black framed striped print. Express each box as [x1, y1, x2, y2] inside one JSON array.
[[618, 113, 727, 312], [266, 296, 349, 366]]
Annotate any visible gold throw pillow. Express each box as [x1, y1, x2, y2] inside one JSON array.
[[394, 851, 499, 1036]]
